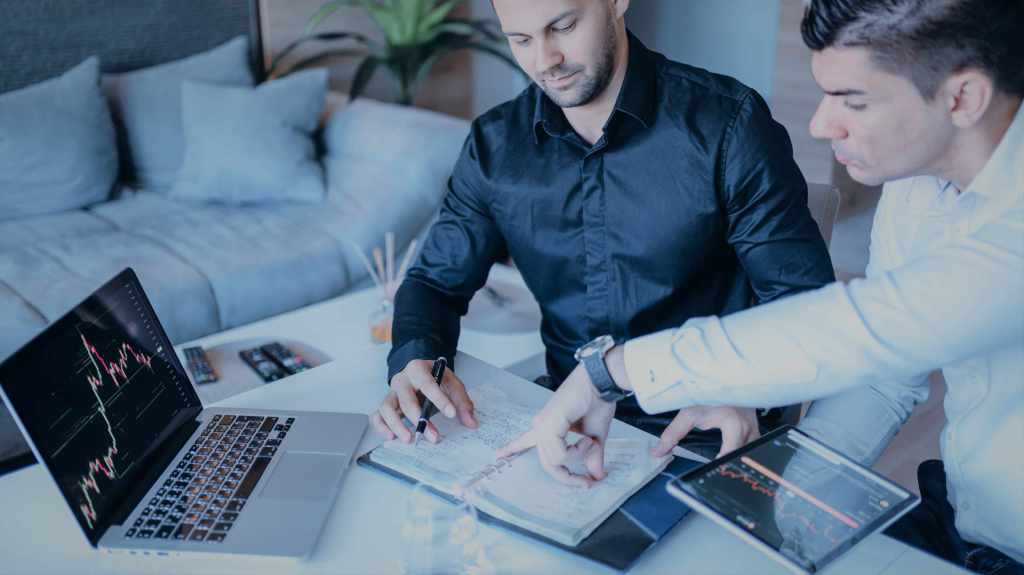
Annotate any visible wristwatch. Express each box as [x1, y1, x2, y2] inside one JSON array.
[[575, 335, 633, 402]]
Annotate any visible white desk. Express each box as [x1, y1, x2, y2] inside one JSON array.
[[0, 281, 967, 575]]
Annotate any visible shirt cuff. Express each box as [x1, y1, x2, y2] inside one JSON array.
[[386, 337, 453, 386], [624, 329, 698, 414]]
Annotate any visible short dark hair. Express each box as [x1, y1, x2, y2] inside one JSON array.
[[801, 0, 1024, 99]]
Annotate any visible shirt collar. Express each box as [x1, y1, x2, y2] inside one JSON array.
[[532, 31, 658, 144], [962, 101, 1024, 199]]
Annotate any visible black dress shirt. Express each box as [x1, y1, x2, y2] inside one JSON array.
[[388, 34, 834, 414]]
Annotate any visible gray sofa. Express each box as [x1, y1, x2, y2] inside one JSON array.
[[0, 97, 470, 463]]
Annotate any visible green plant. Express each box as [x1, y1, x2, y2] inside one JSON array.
[[268, 0, 524, 106]]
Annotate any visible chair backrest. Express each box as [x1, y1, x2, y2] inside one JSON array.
[[806, 182, 841, 249]]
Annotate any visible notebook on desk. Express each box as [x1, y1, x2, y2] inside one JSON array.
[[358, 353, 700, 571]]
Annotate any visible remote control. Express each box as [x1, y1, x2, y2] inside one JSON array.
[[238, 348, 288, 382], [260, 342, 313, 375], [183, 346, 218, 385]]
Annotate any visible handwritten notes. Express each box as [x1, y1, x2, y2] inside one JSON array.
[[370, 386, 532, 487], [368, 384, 672, 546]]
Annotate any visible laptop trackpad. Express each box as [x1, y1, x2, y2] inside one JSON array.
[[260, 451, 345, 501]]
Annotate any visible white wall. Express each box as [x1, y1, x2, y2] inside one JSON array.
[[626, 0, 781, 102]]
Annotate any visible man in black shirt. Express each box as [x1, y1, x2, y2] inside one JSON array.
[[372, 0, 834, 457]]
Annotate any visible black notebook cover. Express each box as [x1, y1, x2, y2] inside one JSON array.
[[357, 453, 701, 571]]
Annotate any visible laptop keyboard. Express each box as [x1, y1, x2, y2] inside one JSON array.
[[123, 414, 294, 543]]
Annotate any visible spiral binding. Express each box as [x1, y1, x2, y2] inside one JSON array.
[[461, 457, 513, 491]]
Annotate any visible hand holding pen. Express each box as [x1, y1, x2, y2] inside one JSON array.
[[414, 357, 447, 445], [371, 356, 479, 443]]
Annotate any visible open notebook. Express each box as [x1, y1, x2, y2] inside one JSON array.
[[360, 364, 672, 548]]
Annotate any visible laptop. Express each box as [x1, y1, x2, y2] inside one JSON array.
[[0, 268, 367, 559]]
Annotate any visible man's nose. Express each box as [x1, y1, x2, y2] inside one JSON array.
[[809, 98, 848, 141], [536, 38, 564, 74]]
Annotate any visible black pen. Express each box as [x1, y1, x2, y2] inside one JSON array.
[[414, 357, 447, 445]]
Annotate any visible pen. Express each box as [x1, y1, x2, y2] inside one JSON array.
[[414, 357, 447, 446]]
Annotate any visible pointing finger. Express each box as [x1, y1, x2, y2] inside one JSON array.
[[496, 430, 536, 460], [653, 410, 697, 457]]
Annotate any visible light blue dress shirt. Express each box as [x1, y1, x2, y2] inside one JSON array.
[[625, 104, 1024, 562]]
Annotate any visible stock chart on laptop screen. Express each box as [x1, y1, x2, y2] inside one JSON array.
[[0, 271, 201, 544]]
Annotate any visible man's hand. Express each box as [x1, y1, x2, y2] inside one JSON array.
[[371, 359, 477, 443], [651, 406, 760, 459], [496, 362, 616, 487]]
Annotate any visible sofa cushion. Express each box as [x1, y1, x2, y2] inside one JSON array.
[[0, 283, 47, 363], [0, 210, 114, 251], [0, 232, 219, 345], [0, 282, 48, 460], [0, 57, 118, 222], [90, 193, 353, 329], [170, 69, 327, 205], [0, 283, 49, 461], [322, 98, 470, 266], [0, 233, 220, 465], [103, 36, 253, 191]]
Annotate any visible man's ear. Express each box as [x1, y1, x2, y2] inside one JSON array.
[[944, 69, 994, 129], [612, 0, 630, 20]]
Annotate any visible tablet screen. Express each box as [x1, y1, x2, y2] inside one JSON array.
[[671, 427, 917, 573]]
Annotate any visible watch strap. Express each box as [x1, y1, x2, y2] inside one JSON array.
[[582, 350, 631, 402]]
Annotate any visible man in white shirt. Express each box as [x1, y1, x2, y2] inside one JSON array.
[[499, 1, 1023, 572]]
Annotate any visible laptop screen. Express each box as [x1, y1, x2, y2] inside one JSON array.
[[0, 269, 202, 545]]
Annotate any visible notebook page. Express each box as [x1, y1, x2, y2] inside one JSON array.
[[470, 438, 671, 546], [367, 385, 533, 490]]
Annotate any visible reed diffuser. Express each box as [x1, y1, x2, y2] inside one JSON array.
[[351, 232, 417, 344]]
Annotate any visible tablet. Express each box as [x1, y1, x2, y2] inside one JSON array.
[[666, 425, 918, 574]]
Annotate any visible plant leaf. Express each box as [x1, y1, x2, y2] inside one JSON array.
[[272, 48, 368, 80], [362, 1, 404, 45], [429, 18, 503, 43], [349, 55, 381, 102], [267, 31, 373, 77], [397, 0, 423, 44], [417, 0, 461, 41], [305, 0, 361, 35]]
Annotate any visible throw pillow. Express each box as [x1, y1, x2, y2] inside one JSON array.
[[0, 57, 118, 222], [169, 69, 328, 205], [103, 36, 253, 191]]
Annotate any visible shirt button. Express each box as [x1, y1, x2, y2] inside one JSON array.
[[962, 500, 972, 512]]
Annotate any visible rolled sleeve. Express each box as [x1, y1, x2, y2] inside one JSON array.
[[621, 183, 1024, 415]]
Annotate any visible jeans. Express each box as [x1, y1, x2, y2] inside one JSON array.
[[885, 460, 1023, 575]]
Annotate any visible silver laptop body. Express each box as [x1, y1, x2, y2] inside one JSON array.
[[0, 268, 367, 560]]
